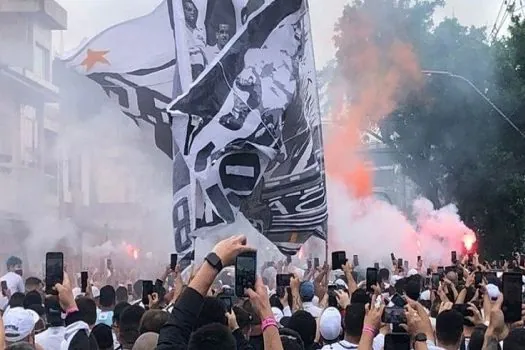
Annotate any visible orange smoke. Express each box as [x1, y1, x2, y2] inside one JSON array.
[[324, 6, 422, 199]]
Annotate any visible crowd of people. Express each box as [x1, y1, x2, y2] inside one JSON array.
[[0, 235, 524, 350]]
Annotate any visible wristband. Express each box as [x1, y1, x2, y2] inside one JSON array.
[[261, 317, 278, 332], [362, 325, 377, 337], [65, 306, 78, 316]]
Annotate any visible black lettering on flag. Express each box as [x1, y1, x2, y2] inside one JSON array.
[[173, 197, 192, 252]]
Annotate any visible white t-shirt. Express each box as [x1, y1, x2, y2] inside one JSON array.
[[36, 326, 66, 350], [302, 302, 323, 318], [0, 272, 24, 310]]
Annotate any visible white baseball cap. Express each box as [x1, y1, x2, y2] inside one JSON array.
[[486, 284, 501, 300], [3, 308, 38, 342], [319, 307, 342, 341]]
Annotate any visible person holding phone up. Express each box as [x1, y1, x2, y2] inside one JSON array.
[[157, 235, 283, 350]]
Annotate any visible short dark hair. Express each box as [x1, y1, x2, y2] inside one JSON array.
[[99, 285, 116, 308], [139, 309, 169, 334], [350, 289, 369, 305], [405, 275, 421, 301], [76, 296, 97, 326], [468, 324, 487, 350], [92, 324, 114, 350], [279, 328, 305, 350], [25, 277, 41, 287], [5, 342, 34, 350], [504, 328, 525, 350], [379, 268, 390, 282], [188, 323, 236, 350], [113, 301, 130, 326], [8, 292, 25, 308], [133, 280, 142, 299], [23, 291, 42, 309], [119, 305, 145, 347], [115, 286, 128, 303], [436, 310, 464, 346], [344, 304, 365, 338], [6, 256, 22, 269], [287, 310, 316, 346], [195, 297, 227, 330]]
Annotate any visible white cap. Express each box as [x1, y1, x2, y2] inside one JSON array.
[[334, 279, 348, 289], [91, 286, 100, 299], [272, 307, 284, 323], [486, 284, 501, 300], [3, 308, 38, 342], [420, 290, 431, 301], [319, 307, 342, 341], [408, 269, 419, 277], [72, 287, 82, 299]]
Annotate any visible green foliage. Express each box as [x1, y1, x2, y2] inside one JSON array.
[[332, 0, 525, 256]]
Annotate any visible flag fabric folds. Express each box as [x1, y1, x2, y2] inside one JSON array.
[[170, 0, 327, 255]]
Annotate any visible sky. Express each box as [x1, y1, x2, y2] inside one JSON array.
[[55, 0, 507, 68]]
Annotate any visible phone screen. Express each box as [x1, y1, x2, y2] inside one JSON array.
[[502, 272, 523, 323], [403, 260, 409, 270], [391, 293, 407, 308], [353, 255, 359, 267], [382, 307, 407, 324], [474, 271, 483, 286], [431, 273, 440, 290], [426, 268, 432, 276], [81, 271, 88, 293], [397, 258, 403, 268], [142, 280, 153, 305], [331, 251, 346, 270], [106, 258, 113, 270], [451, 251, 457, 264], [235, 252, 257, 297], [1, 281, 7, 296], [127, 283, 133, 296], [276, 274, 292, 287], [170, 253, 178, 271], [385, 333, 410, 350], [417, 255, 421, 262], [313, 258, 320, 268], [46, 252, 64, 295], [366, 268, 378, 292], [390, 253, 395, 261], [374, 262, 380, 270], [307, 259, 312, 269], [437, 266, 444, 275]]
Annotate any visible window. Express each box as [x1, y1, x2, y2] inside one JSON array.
[[0, 102, 12, 163], [33, 43, 50, 81], [44, 129, 58, 177], [20, 105, 38, 167]]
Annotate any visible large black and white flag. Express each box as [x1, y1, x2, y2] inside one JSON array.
[[170, 0, 327, 255]]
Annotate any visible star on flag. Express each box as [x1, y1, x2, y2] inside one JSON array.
[[81, 49, 110, 72]]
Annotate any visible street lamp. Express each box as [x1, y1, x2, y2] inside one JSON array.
[[421, 70, 525, 140]]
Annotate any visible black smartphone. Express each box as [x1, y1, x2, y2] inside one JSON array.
[[474, 271, 483, 286], [142, 280, 153, 305], [307, 259, 312, 270], [403, 260, 409, 270], [452, 304, 473, 319], [366, 268, 378, 292], [235, 251, 257, 297], [390, 253, 396, 261], [397, 258, 403, 268], [219, 295, 232, 312], [80, 271, 88, 293], [313, 258, 320, 268], [170, 253, 178, 271], [374, 262, 380, 270], [1, 281, 7, 297], [353, 255, 359, 267], [331, 251, 346, 270], [127, 283, 133, 296], [381, 307, 407, 324], [385, 333, 410, 350], [417, 255, 421, 263], [437, 266, 444, 276], [426, 268, 432, 276], [451, 251, 457, 264], [520, 255, 525, 267], [276, 274, 292, 287], [502, 272, 523, 323], [390, 293, 407, 308], [431, 273, 440, 290], [45, 252, 64, 295], [106, 258, 113, 270]]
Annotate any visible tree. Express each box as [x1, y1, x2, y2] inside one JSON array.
[[331, 0, 525, 256]]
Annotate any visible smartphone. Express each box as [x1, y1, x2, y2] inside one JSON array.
[[390, 253, 396, 261], [170, 253, 178, 271], [1, 281, 7, 297], [385, 333, 410, 350], [80, 271, 88, 293], [307, 259, 312, 270], [235, 251, 257, 297], [474, 271, 483, 286], [437, 266, 444, 276], [127, 283, 133, 296], [431, 273, 440, 290], [397, 258, 403, 268], [381, 307, 407, 324], [313, 257, 320, 268], [484, 271, 497, 281], [426, 268, 432, 276], [451, 251, 457, 264], [219, 295, 232, 312], [106, 258, 113, 270], [390, 293, 407, 308], [374, 262, 380, 270], [417, 255, 421, 263], [502, 272, 523, 323], [142, 280, 153, 306], [366, 268, 378, 292], [276, 274, 292, 287], [353, 255, 359, 267], [331, 251, 346, 270], [45, 252, 64, 295], [520, 255, 525, 267], [403, 260, 409, 270]]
